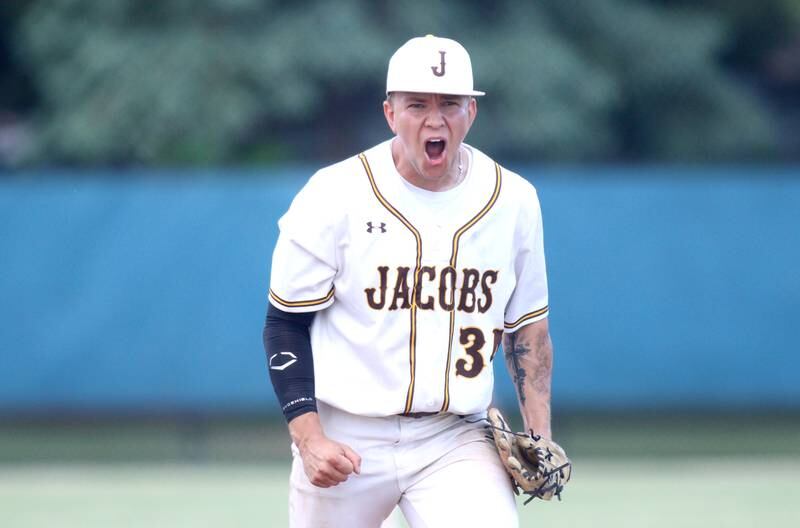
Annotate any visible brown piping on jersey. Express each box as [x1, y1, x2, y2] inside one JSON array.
[[441, 161, 503, 412], [358, 152, 423, 416], [504, 305, 549, 330], [269, 287, 335, 308]]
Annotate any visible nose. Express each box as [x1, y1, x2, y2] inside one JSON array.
[[424, 105, 445, 128]]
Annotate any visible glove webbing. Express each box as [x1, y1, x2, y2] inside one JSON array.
[[468, 416, 572, 502]]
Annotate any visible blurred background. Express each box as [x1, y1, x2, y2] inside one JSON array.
[[1, 1, 799, 526]]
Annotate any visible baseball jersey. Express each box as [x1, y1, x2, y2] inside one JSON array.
[[268, 139, 549, 417]]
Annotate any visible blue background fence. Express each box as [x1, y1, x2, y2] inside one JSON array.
[[1, 166, 798, 413]]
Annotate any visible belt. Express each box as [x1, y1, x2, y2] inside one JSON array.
[[403, 411, 467, 419], [403, 411, 440, 418]]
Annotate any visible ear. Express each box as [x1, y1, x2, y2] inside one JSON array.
[[467, 97, 478, 127], [383, 99, 397, 134]]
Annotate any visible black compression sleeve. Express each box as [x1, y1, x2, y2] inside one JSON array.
[[263, 303, 317, 422]]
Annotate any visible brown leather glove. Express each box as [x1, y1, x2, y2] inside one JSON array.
[[487, 407, 572, 503]]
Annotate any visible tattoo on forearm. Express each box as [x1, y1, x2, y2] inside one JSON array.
[[504, 330, 552, 407], [504, 333, 531, 406]]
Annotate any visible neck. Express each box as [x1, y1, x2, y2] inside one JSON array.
[[391, 139, 466, 192]]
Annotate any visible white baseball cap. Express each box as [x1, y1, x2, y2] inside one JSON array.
[[386, 35, 485, 97]]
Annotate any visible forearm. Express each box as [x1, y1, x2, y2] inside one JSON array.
[[288, 411, 325, 448], [503, 317, 553, 438], [263, 304, 318, 422]]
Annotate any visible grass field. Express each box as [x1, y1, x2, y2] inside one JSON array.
[[1, 413, 799, 527], [2, 458, 799, 527]]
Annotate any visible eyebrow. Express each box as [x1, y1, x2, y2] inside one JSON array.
[[405, 95, 462, 103]]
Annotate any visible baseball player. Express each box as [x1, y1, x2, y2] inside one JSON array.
[[264, 35, 560, 527]]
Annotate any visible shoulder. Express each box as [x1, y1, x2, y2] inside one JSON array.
[[468, 145, 541, 211], [291, 145, 382, 209], [282, 143, 391, 231], [305, 139, 392, 189], [503, 167, 541, 214], [303, 153, 366, 195]]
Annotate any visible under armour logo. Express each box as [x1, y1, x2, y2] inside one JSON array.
[[431, 51, 446, 77], [269, 352, 297, 371], [366, 221, 387, 233]]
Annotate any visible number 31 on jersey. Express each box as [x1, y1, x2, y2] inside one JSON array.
[[456, 327, 504, 378]]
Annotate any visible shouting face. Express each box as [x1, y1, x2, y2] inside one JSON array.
[[383, 92, 477, 191]]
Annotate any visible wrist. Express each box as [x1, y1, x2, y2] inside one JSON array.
[[288, 411, 325, 449], [522, 411, 551, 439]]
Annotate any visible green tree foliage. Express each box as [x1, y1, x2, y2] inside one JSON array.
[[11, 0, 785, 165], [15, 0, 392, 164]]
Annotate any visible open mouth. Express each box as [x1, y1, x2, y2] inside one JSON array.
[[425, 139, 446, 162]]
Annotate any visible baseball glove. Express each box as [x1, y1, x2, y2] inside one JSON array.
[[486, 407, 572, 503]]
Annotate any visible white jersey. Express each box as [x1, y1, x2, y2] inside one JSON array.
[[268, 139, 549, 417]]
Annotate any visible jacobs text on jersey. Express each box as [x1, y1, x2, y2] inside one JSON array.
[[364, 265, 498, 313]]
